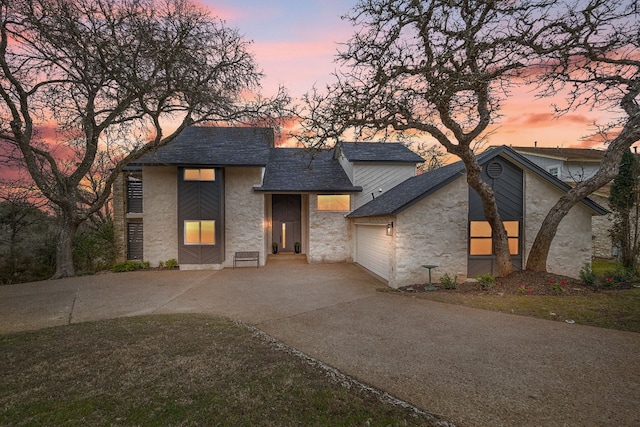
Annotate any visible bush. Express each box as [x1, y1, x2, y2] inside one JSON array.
[[74, 219, 118, 274], [439, 273, 458, 289], [602, 266, 634, 288], [580, 263, 600, 288], [164, 258, 178, 269], [112, 260, 144, 273], [476, 273, 495, 290]]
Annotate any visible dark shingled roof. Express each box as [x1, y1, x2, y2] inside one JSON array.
[[255, 148, 362, 193], [339, 142, 425, 163], [511, 146, 604, 162], [132, 126, 273, 166], [347, 162, 465, 217], [348, 145, 607, 218]]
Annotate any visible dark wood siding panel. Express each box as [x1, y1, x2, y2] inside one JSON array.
[[177, 168, 224, 264], [127, 222, 143, 260]]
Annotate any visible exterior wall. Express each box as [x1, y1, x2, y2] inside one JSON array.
[[224, 167, 266, 266], [351, 163, 417, 209], [590, 194, 613, 259], [524, 171, 593, 278], [143, 167, 178, 266], [307, 194, 351, 263], [112, 173, 127, 263], [392, 177, 469, 288]]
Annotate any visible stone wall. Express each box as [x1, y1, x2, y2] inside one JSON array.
[[143, 167, 178, 266], [524, 171, 593, 277], [307, 194, 352, 263], [112, 173, 127, 263], [224, 167, 266, 266], [589, 194, 613, 259], [393, 177, 469, 288]]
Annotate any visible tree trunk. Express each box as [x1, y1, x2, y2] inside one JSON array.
[[53, 215, 79, 279]]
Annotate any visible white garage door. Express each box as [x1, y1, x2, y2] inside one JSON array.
[[355, 224, 390, 281]]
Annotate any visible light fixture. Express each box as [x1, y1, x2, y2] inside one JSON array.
[[386, 222, 393, 236]]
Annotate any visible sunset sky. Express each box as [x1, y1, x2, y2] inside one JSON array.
[[201, 0, 623, 150]]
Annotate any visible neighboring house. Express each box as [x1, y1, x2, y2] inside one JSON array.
[[113, 127, 606, 288], [511, 146, 613, 259]]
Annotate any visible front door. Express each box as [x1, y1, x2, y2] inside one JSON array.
[[272, 194, 301, 252]]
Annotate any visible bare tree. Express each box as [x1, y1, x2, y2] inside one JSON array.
[[524, 0, 640, 271], [0, 0, 289, 278], [296, 0, 551, 276]]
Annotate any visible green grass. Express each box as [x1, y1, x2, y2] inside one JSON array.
[[419, 288, 640, 332], [591, 258, 625, 275], [0, 315, 444, 427]]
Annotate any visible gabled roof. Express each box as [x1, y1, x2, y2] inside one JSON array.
[[348, 145, 607, 218], [254, 148, 362, 193], [339, 142, 425, 163], [511, 146, 604, 163], [131, 126, 273, 167]]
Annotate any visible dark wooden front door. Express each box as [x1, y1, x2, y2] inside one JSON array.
[[272, 194, 301, 252]]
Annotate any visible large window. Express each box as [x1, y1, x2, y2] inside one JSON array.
[[317, 194, 350, 211], [184, 168, 215, 181], [469, 221, 519, 255], [184, 220, 215, 245]]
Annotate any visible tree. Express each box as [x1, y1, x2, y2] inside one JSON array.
[[524, 0, 640, 271], [609, 150, 640, 269], [296, 0, 551, 276], [0, 0, 289, 278]]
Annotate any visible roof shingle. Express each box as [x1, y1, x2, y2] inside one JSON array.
[[339, 142, 425, 163]]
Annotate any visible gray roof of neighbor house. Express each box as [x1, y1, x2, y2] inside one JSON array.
[[348, 145, 608, 218], [511, 146, 604, 162], [131, 126, 274, 166], [255, 148, 363, 193], [339, 142, 426, 163]]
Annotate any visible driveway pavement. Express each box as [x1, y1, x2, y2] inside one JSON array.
[[1, 255, 639, 426]]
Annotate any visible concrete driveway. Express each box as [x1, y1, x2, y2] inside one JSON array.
[[1, 255, 639, 426]]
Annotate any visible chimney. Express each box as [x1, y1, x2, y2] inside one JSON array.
[[534, 141, 537, 147]]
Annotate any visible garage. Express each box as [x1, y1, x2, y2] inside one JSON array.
[[355, 224, 390, 281]]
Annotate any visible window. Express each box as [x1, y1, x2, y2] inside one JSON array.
[[469, 220, 519, 255], [184, 220, 215, 245], [547, 166, 559, 177], [184, 168, 215, 181], [126, 176, 143, 213], [317, 194, 350, 211]]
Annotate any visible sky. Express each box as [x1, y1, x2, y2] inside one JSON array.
[[200, 0, 622, 151]]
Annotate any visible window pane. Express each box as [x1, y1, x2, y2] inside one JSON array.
[[185, 221, 200, 244], [470, 238, 492, 255], [184, 169, 200, 180], [508, 237, 519, 255], [470, 221, 492, 237], [200, 169, 215, 181], [317, 195, 350, 211], [504, 221, 519, 237], [201, 221, 215, 244]]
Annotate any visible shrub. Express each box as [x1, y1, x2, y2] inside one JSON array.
[[476, 273, 495, 289], [580, 263, 600, 288], [439, 273, 458, 289], [548, 279, 567, 293], [164, 258, 178, 269], [112, 260, 144, 273], [603, 266, 634, 288]]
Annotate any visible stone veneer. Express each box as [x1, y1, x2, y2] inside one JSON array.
[[112, 173, 127, 263], [143, 166, 178, 266], [392, 177, 469, 288], [307, 194, 352, 263], [224, 167, 266, 266], [524, 171, 594, 277], [589, 194, 613, 259]]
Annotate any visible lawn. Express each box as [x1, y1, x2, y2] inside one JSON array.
[[0, 315, 445, 427]]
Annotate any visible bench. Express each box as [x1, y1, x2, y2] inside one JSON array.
[[233, 251, 260, 268]]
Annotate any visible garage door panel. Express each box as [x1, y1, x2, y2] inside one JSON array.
[[356, 225, 389, 281]]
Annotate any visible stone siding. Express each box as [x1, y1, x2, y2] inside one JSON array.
[[589, 194, 613, 259], [224, 167, 266, 266], [524, 171, 593, 277], [112, 173, 127, 263], [143, 167, 178, 266], [307, 194, 351, 263], [393, 177, 469, 288]]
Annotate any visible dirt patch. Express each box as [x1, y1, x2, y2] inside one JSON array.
[[400, 270, 592, 296]]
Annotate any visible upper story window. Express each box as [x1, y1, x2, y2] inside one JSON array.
[[184, 220, 215, 245], [126, 176, 143, 213], [547, 166, 559, 178], [317, 194, 350, 211], [184, 168, 215, 181]]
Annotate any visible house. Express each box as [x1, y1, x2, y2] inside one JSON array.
[[511, 146, 613, 259], [113, 127, 606, 288]]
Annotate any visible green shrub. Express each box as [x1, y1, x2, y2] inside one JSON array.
[[439, 273, 458, 289], [476, 273, 495, 290], [112, 260, 143, 273], [164, 258, 178, 269], [602, 266, 634, 288], [580, 263, 600, 288]]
